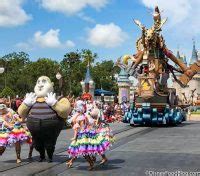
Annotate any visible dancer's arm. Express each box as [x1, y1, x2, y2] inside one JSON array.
[[73, 129, 78, 141], [3, 120, 13, 129], [71, 123, 80, 141]]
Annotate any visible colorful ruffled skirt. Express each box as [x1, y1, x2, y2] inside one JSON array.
[[7, 122, 32, 146], [0, 126, 10, 147], [96, 123, 115, 144], [68, 129, 110, 157]]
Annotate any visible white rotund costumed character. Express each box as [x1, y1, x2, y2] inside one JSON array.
[[18, 76, 71, 162]]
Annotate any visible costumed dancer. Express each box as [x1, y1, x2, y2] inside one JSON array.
[[103, 104, 115, 123], [0, 103, 12, 155], [0, 102, 32, 163], [18, 76, 71, 162], [121, 101, 129, 115], [67, 101, 110, 170], [85, 100, 93, 115], [66, 99, 93, 169], [90, 102, 115, 164], [114, 103, 123, 122]]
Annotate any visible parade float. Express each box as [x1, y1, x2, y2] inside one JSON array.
[[117, 6, 200, 126]]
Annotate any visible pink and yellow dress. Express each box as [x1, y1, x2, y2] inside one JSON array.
[[4, 111, 32, 146], [96, 122, 115, 145], [95, 109, 115, 145], [0, 118, 11, 147], [67, 114, 110, 158]]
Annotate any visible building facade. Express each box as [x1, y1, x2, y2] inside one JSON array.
[[80, 63, 95, 98], [117, 68, 131, 104], [172, 42, 200, 104]]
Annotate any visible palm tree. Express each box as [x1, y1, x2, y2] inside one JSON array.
[[81, 49, 97, 65]]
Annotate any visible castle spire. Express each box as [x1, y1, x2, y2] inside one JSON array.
[[84, 62, 91, 83], [190, 39, 198, 65], [175, 48, 181, 69], [176, 50, 181, 59], [183, 55, 187, 66]]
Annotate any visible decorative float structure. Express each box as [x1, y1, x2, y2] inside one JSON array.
[[117, 68, 131, 104], [117, 6, 200, 126]]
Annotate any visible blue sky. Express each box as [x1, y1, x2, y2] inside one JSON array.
[[0, 0, 199, 63]]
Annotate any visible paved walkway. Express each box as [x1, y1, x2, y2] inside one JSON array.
[[1, 121, 200, 176]]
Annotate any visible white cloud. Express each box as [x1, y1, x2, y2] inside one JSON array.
[[38, 0, 109, 15], [87, 23, 127, 48], [16, 29, 76, 49], [0, 0, 32, 27], [77, 12, 95, 23], [34, 29, 62, 48], [65, 40, 76, 48]]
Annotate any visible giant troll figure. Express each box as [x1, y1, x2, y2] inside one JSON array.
[[18, 76, 71, 162]]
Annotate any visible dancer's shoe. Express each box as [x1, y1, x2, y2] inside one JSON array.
[[88, 160, 94, 171], [99, 158, 108, 165], [16, 158, 22, 164], [66, 160, 73, 168]]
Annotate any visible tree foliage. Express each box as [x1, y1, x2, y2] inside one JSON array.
[[81, 49, 97, 64], [0, 50, 120, 97], [0, 86, 15, 98], [0, 52, 31, 96]]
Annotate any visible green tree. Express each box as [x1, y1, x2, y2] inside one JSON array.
[[0, 50, 121, 98], [81, 49, 97, 64], [0, 86, 15, 98], [63, 51, 81, 66], [92, 60, 120, 93], [61, 51, 82, 95], [0, 52, 30, 96]]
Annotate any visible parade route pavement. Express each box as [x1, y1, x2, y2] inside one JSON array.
[[1, 121, 200, 176]]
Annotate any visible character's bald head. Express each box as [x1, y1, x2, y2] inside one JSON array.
[[34, 76, 54, 97]]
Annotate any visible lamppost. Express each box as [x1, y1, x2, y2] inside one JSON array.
[[101, 93, 104, 103], [1, 58, 8, 88], [67, 64, 72, 94], [0, 67, 4, 74], [114, 74, 119, 81], [114, 95, 118, 103], [56, 72, 63, 96], [0, 67, 5, 89], [114, 74, 119, 103], [111, 95, 114, 103]]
